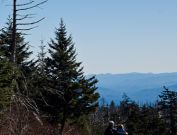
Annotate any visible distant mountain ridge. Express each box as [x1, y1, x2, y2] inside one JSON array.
[[91, 72, 177, 103]]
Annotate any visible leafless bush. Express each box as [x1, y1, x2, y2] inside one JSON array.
[[0, 95, 58, 135]]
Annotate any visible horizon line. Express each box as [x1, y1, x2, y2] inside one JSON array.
[[86, 71, 177, 76]]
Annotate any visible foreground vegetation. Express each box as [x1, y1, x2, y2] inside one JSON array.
[[93, 89, 177, 135], [0, 15, 99, 134], [0, 1, 177, 135]]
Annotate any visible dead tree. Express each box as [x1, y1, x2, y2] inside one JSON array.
[[5, 1, 48, 134], [11, 0, 48, 63], [10, 0, 48, 108]]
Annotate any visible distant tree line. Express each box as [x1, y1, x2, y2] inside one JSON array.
[[89, 87, 177, 135]]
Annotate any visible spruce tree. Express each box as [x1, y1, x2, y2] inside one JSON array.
[[45, 19, 99, 134], [138, 104, 165, 135], [158, 86, 177, 135], [0, 17, 35, 94], [0, 17, 33, 69], [109, 100, 118, 122], [0, 60, 14, 110], [31, 42, 49, 113]]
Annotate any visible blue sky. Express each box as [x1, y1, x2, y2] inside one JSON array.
[[1, 0, 177, 74]]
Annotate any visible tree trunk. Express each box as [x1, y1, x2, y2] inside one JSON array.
[[11, 0, 17, 63], [59, 112, 67, 135]]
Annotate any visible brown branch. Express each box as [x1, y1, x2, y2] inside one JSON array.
[[20, 33, 31, 36], [17, 17, 45, 25], [17, 13, 36, 17], [5, 1, 34, 7], [16, 14, 34, 20], [17, 0, 48, 11], [17, 26, 38, 31], [16, 1, 35, 6]]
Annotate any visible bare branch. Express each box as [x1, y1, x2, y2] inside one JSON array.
[[17, 0, 48, 11], [0, 28, 4, 32], [0, 28, 12, 35], [17, 17, 45, 25], [163, 86, 169, 91], [40, 92, 49, 106], [16, 1, 34, 6], [17, 13, 36, 17], [20, 33, 31, 36], [17, 26, 38, 31], [16, 14, 34, 20]]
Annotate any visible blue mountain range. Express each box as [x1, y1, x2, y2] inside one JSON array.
[[92, 72, 177, 104]]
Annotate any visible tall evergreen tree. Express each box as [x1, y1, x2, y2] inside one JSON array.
[[124, 101, 140, 135], [109, 100, 118, 122], [119, 93, 132, 122], [158, 86, 177, 135], [0, 17, 36, 94], [37, 41, 46, 75], [30, 41, 49, 112], [0, 18, 32, 61], [45, 19, 99, 134], [0, 60, 14, 110]]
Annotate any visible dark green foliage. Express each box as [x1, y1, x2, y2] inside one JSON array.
[[119, 93, 132, 122], [0, 60, 14, 110], [89, 93, 167, 135], [118, 95, 166, 135], [109, 100, 118, 122], [158, 86, 177, 135], [124, 101, 141, 135], [1, 11, 174, 135], [27, 43, 49, 114], [136, 104, 165, 135], [0, 17, 36, 95], [0, 17, 32, 66], [38, 19, 99, 134], [75, 76, 99, 116]]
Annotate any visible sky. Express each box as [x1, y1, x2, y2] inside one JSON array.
[[1, 0, 177, 74]]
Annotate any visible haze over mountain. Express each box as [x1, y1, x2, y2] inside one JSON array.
[[92, 72, 177, 104]]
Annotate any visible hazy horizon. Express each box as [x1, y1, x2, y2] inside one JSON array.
[[87, 71, 177, 75]]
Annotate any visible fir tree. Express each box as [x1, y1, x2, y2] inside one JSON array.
[[0, 17, 36, 95], [158, 86, 177, 135], [45, 19, 99, 134], [30, 41, 49, 113], [138, 104, 165, 135], [124, 101, 140, 135], [0, 17, 34, 75], [109, 100, 118, 122], [119, 93, 132, 122], [0, 60, 14, 110]]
